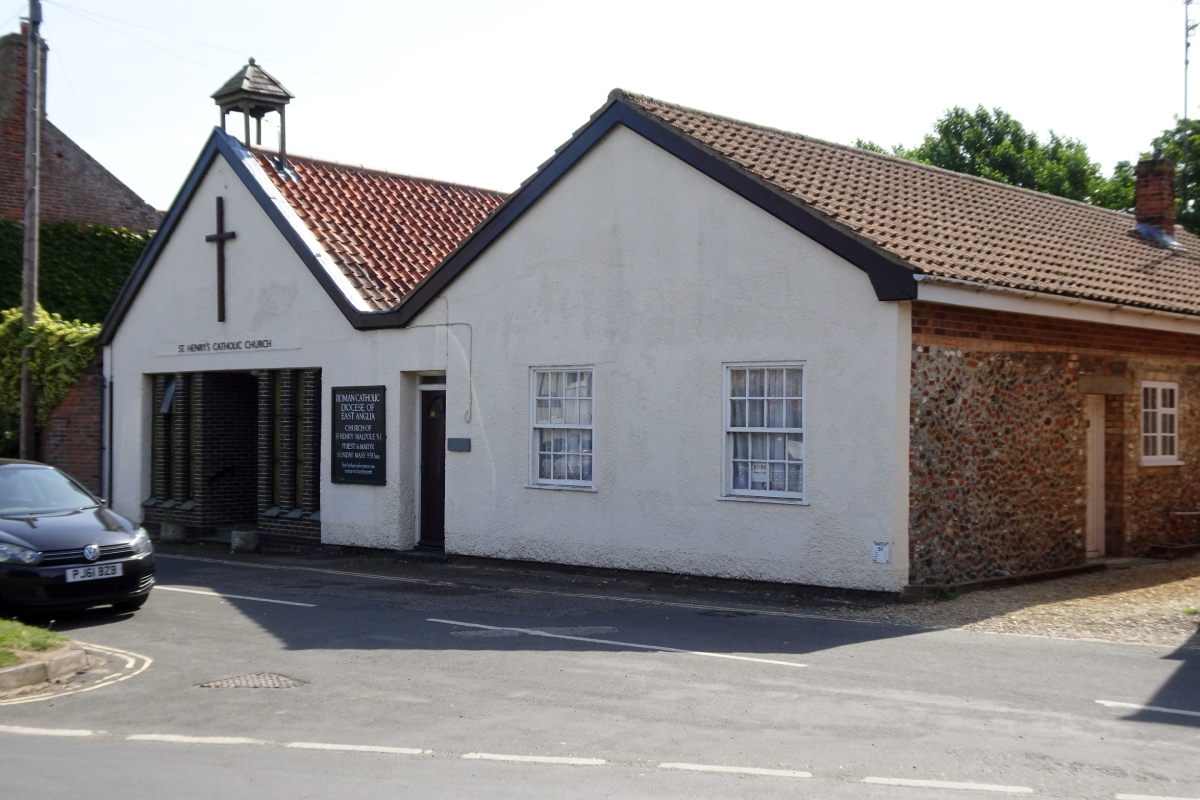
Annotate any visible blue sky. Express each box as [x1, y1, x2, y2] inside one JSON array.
[[1, 0, 1187, 210]]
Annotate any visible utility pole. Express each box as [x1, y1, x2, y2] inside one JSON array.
[[1185, 0, 1197, 210], [19, 0, 41, 460]]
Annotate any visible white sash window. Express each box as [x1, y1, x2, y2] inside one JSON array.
[[1142, 382, 1181, 466], [531, 368, 594, 486], [724, 364, 805, 499]]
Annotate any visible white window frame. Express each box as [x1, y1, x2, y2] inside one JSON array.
[[1141, 381, 1182, 466], [722, 362, 806, 502], [529, 367, 595, 489]]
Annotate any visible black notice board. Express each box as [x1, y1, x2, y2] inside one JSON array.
[[331, 386, 386, 485]]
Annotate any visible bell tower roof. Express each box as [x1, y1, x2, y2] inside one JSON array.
[[211, 57, 293, 117]]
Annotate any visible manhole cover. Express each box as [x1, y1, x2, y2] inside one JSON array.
[[198, 673, 307, 689]]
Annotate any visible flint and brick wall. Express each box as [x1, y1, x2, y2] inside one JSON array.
[[0, 32, 160, 231], [36, 353, 102, 493], [910, 301, 1200, 586]]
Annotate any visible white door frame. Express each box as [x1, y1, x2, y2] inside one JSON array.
[[1085, 394, 1106, 558]]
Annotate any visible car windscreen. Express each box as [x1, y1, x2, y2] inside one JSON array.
[[0, 467, 97, 515]]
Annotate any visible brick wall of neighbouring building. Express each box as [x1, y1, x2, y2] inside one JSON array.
[[37, 352, 102, 493], [909, 301, 1200, 586], [0, 31, 160, 231]]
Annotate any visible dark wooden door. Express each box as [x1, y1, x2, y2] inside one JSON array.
[[419, 391, 446, 549]]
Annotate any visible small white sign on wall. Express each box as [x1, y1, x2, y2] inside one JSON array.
[[873, 541, 890, 564]]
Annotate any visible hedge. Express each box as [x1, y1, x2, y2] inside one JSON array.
[[0, 219, 148, 325]]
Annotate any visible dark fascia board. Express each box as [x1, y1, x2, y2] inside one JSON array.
[[100, 128, 376, 344], [376, 96, 919, 329]]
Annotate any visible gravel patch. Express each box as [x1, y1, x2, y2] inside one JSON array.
[[830, 555, 1200, 648]]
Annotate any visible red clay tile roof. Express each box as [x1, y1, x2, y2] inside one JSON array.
[[621, 92, 1200, 316], [253, 150, 506, 310]]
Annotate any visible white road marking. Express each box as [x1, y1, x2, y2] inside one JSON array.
[[0, 642, 153, 707], [157, 553, 877, 624], [155, 585, 316, 607], [0, 724, 93, 737], [127, 734, 263, 745], [863, 777, 1033, 793], [428, 619, 807, 668], [1116, 794, 1200, 800], [286, 742, 429, 755], [1097, 700, 1200, 718], [462, 752, 606, 765], [658, 762, 811, 777]]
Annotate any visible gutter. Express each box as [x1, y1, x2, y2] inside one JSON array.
[[914, 273, 1200, 323]]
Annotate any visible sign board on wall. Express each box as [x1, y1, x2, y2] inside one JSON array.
[[331, 386, 386, 485]]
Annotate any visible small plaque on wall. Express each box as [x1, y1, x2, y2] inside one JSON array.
[[331, 386, 386, 485]]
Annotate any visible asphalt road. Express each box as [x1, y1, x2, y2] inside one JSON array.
[[1, 548, 1197, 799]]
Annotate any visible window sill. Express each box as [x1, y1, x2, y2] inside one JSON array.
[[1140, 459, 1186, 468], [716, 495, 809, 506], [525, 484, 598, 493]]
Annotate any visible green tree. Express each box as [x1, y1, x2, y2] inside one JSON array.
[[857, 106, 1132, 211]]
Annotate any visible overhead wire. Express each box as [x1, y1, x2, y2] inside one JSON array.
[[0, 5, 24, 32], [43, 0, 350, 83], [51, 44, 108, 165]]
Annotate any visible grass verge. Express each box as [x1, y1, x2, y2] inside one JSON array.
[[0, 618, 67, 667]]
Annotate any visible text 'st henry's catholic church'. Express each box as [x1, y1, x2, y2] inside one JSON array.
[[102, 61, 1200, 594]]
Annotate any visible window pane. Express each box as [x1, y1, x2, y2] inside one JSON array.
[[1144, 387, 1156, 410], [769, 433, 786, 461], [787, 399, 803, 429], [767, 399, 784, 428], [1144, 411, 1157, 435], [582, 456, 593, 482], [1165, 388, 1176, 409], [787, 463, 803, 494], [553, 454, 566, 480], [730, 369, 746, 398], [750, 462, 768, 491], [786, 368, 803, 398], [579, 399, 593, 425], [748, 369, 765, 397], [767, 369, 785, 397], [732, 459, 749, 490], [536, 399, 550, 424], [567, 454, 582, 481], [787, 434, 803, 461], [550, 399, 564, 424], [565, 372, 579, 397], [769, 462, 786, 492], [550, 372, 564, 398], [748, 399, 764, 427], [539, 429, 554, 452], [564, 399, 578, 425], [730, 400, 746, 428], [1165, 437, 1176, 456], [539, 454, 552, 479], [1145, 435, 1158, 456], [578, 372, 592, 398], [1164, 414, 1176, 435], [580, 429, 593, 454], [537, 372, 551, 397], [733, 432, 749, 459], [751, 432, 768, 460]]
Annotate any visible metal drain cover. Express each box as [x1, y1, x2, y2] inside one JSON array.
[[198, 673, 307, 689]]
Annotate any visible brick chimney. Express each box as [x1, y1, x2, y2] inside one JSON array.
[[1135, 153, 1177, 236]]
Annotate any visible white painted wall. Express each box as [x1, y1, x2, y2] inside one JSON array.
[[106, 151, 444, 550], [431, 125, 912, 592]]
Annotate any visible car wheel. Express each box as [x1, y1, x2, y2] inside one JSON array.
[[112, 596, 148, 613]]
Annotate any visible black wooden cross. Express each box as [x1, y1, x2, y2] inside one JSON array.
[[204, 196, 237, 322]]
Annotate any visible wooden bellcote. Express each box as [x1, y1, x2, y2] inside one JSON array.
[[212, 58, 293, 164]]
